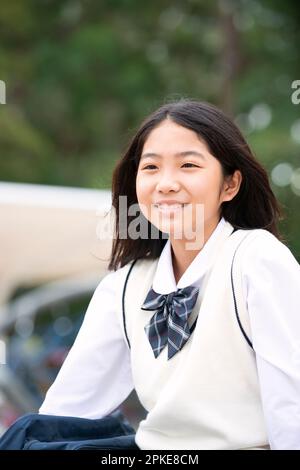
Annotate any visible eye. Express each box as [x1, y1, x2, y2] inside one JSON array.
[[141, 164, 157, 170], [140, 162, 201, 170], [181, 163, 200, 168]]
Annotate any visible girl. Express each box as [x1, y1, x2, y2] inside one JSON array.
[[5, 100, 300, 450]]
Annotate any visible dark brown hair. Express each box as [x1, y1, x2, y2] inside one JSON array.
[[108, 99, 284, 271]]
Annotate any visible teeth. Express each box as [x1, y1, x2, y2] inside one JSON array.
[[154, 204, 185, 212], [158, 204, 182, 208]]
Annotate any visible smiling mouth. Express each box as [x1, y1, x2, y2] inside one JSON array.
[[153, 203, 187, 213]]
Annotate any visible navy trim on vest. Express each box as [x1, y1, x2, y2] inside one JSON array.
[[122, 258, 139, 349], [230, 230, 254, 349]]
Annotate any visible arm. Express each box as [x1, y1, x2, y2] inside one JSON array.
[[242, 232, 300, 450], [39, 269, 134, 419]]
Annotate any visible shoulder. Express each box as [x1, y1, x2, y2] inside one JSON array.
[[94, 264, 131, 295], [86, 265, 134, 317], [95, 257, 157, 294], [238, 228, 300, 279], [91, 258, 158, 320]]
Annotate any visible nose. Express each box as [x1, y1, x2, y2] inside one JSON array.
[[155, 172, 180, 193]]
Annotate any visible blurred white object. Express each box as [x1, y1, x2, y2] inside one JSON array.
[[0, 182, 113, 305]]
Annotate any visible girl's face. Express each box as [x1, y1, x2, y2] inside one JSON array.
[[136, 119, 240, 243]]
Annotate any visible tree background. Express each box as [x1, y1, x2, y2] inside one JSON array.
[[0, 0, 299, 256]]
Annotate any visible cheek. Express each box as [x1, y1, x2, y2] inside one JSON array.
[[187, 177, 208, 199], [136, 174, 151, 205], [194, 170, 222, 193], [136, 172, 143, 196]]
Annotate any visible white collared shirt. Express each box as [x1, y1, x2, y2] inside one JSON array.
[[39, 217, 300, 450]]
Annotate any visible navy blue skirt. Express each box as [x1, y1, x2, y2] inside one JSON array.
[[0, 411, 139, 450]]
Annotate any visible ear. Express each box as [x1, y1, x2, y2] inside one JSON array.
[[221, 170, 242, 203]]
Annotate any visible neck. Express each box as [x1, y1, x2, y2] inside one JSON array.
[[170, 217, 221, 285]]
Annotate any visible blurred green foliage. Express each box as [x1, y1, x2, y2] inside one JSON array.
[[0, 0, 299, 254]]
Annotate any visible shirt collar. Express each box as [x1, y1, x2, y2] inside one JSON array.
[[152, 217, 234, 294]]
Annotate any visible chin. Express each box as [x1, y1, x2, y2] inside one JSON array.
[[157, 223, 190, 240]]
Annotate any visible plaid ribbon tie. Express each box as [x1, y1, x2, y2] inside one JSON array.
[[141, 285, 199, 360]]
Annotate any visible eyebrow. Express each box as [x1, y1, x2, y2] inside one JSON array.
[[140, 151, 207, 161]]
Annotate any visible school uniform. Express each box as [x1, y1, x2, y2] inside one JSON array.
[[38, 217, 300, 450]]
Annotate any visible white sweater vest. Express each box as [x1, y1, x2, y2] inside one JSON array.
[[116, 223, 270, 450]]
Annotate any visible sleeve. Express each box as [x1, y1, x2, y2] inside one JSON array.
[[242, 232, 300, 450], [39, 269, 134, 419]]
